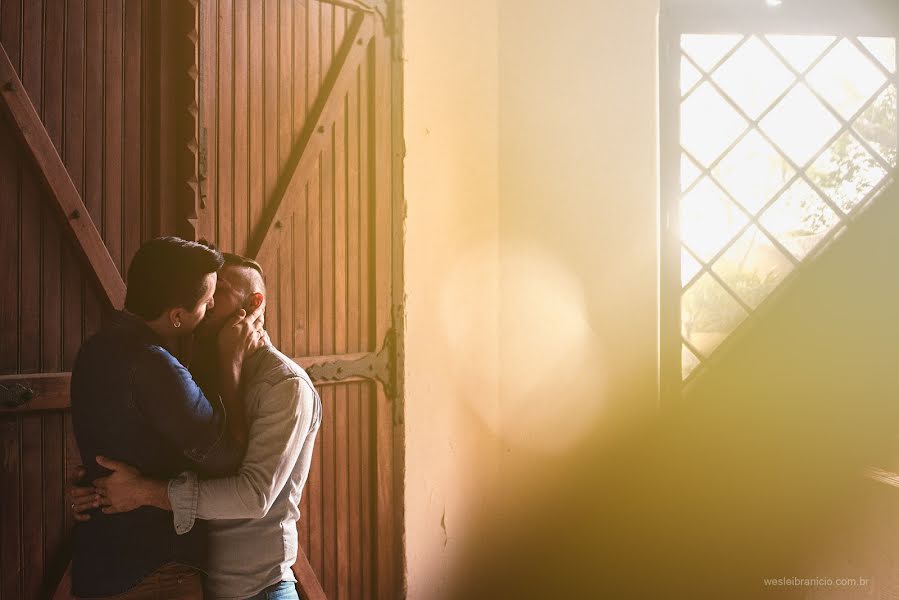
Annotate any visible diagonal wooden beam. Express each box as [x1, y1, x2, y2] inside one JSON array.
[[250, 11, 374, 266], [292, 544, 328, 600], [0, 43, 125, 310], [51, 561, 72, 600], [318, 0, 389, 17]]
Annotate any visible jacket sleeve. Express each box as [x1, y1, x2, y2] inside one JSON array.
[[132, 345, 245, 477], [167, 376, 319, 527]]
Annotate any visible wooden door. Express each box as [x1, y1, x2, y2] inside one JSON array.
[[197, 1, 404, 599], [0, 1, 161, 598], [0, 1, 404, 598]]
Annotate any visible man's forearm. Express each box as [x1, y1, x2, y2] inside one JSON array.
[[140, 478, 172, 511]]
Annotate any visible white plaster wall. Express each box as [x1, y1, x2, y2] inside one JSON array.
[[498, 0, 661, 466], [401, 1, 502, 598], [402, 0, 661, 595]]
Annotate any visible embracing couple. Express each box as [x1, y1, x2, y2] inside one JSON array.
[[68, 236, 320, 600]]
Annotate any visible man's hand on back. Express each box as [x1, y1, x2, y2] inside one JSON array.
[[67, 465, 100, 521], [93, 456, 171, 513]]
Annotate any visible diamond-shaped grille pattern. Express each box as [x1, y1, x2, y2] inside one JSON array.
[[681, 57, 702, 95], [854, 85, 898, 166], [682, 273, 748, 358], [682, 34, 743, 71], [681, 247, 702, 288], [766, 35, 836, 72], [759, 84, 841, 166], [681, 83, 748, 166], [807, 39, 886, 120], [681, 153, 702, 192], [759, 179, 840, 260], [808, 131, 887, 214], [711, 226, 794, 309], [682, 345, 701, 379], [713, 36, 795, 118], [859, 37, 896, 74], [713, 130, 794, 214], [680, 177, 749, 262], [675, 32, 898, 380]]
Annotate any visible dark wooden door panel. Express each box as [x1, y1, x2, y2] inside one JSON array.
[[199, 2, 402, 598], [0, 1, 154, 599], [0, 413, 78, 599]]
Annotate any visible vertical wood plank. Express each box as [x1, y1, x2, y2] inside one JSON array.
[[0, 127, 17, 373], [320, 5, 337, 597], [295, 199, 310, 557], [262, 0, 278, 215], [83, 0, 104, 341], [247, 0, 263, 253], [198, 0, 217, 244], [321, 385, 336, 600], [261, 0, 278, 342], [64, 414, 81, 534], [63, 0, 86, 370], [306, 3, 323, 580], [306, 168, 324, 582], [347, 382, 362, 599], [217, 0, 233, 250], [360, 384, 374, 600], [347, 59, 363, 600], [42, 414, 65, 591], [104, 0, 124, 272], [21, 416, 44, 599], [358, 38, 374, 599], [278, 0, 294, 357], [42, 0, 64, 153], [0, 0, 20, 374], [233, 0, 248, 254], [18, 1, 43, 380], [293, 0, 307, 150], [40, 0, 65, 374], [292, 0, 308, 361], [309, 422, 324, 583], [123, 0, 142, 267], [332, 11, 350, 598], [0, 419, 22, 600], [20, 0, 43, 374]]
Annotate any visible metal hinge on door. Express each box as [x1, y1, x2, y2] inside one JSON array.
[[305, 328, 398, 402], [198, 126, 208, 209], [0, 383, 33, 408]]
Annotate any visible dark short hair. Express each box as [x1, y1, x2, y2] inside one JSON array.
[[221, 252, 265, 279], [195, 239, 265, 280], [124, 237, 224, 320]]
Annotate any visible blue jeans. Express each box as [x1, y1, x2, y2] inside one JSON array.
[[243, 581, 300, 600]]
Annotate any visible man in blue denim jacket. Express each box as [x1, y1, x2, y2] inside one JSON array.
[[70, 238, 265, 599], [73, 252, 321, 600]]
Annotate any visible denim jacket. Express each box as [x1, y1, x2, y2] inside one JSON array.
[[70, 311, 244, 597]]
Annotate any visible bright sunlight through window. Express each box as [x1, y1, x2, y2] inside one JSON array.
[[677, 33, 897, 380]]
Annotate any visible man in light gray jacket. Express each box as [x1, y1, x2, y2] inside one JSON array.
[[73, 253, 321, 600]]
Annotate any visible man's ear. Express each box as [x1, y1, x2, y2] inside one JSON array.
[[249, 292, 264, 310], [168, 307, 185, 328]]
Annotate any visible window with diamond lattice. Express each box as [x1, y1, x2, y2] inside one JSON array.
[[660, 2, 899, 392]]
